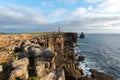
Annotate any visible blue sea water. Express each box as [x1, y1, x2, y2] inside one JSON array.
[[77, 34, 120, 80]]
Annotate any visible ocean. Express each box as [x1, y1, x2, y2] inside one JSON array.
[[77, 34, 120, 80]]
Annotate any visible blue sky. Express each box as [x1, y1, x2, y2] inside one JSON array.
[[0, 0, 120, 33]]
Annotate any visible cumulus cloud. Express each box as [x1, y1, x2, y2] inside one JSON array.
[[55, 0, 120, 33], [48, 9, 67, 17], [71, 7, 86, 16], [84, 0, 120, 13], [96, 0, 120, 13], [0, 4, 49, 31], [1, 0, 120, 33], [56, 5, 120, 33]]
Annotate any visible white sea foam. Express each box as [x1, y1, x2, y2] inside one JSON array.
[[79, 61, 92, 76], [77, 34, 120, 79], [117, 78, 120, 80]]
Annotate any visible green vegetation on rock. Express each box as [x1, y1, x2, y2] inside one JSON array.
[[28, 77, 38, 80]]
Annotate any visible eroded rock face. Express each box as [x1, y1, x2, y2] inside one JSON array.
[[35, 61, 50, 78], [20, 40, 65, 80], [12, 58, 29, 68], [0, 65, 3, 73], [38, 49, 57, 61], [34, 48, 59, 80], [0, 32, 115, 80], [9, 58, 29, 80]]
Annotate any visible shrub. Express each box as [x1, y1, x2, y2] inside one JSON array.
[[28, 77, 38, 80]]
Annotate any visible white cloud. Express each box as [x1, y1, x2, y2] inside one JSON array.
[[57, 5, 120, 33], [87, 6, 93, 11], [58, 0, 120, 33], [67, 7, 87, 20], [40, 1, 53, 7], [84, 0, 103, 3], [48, 9, 67, 17], [83, 0, 120, 13], [1, 0, 120, 33], [0, 4, 48, 27], [72, 7, 86, 16], [96, 0, 120, 13]]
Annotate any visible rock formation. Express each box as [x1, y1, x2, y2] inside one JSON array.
[[9, 58, 29, 80], [0, 32, 115, 80], [90, 69, 115, 80]]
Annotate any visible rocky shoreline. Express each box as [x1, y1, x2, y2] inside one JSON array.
[[0, 32, 115, 80]]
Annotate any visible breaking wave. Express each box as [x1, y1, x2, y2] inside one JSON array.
[[77, 34, 120, 80]]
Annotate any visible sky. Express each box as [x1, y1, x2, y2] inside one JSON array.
[[0, 0, 120, 33]]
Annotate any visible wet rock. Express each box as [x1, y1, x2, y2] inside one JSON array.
[[90, 69, 115, 80], [64, 64, 81, 80], [77, 56, 85, 61], [80, 76, 92, 80]]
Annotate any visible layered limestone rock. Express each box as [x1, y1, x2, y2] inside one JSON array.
[[20, 38, 65, 80], [9, 58, 29, 80], [0, 32, 115, 80], [35, 49, 58, 80]]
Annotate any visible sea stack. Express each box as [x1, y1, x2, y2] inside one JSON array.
[[80, 32, 85, 39]]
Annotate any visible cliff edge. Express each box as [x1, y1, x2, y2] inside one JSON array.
[[0, 32, 115, 80]]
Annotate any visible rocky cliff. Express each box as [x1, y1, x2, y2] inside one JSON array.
[[0, 33, 47, 47], [0, 32, 115, 80]]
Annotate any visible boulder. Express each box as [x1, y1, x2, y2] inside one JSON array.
[[29, 46, 41, 57], [38, 48, 57, 61], [9, 58, 29, 80], [12, 58, 29, 68], [9, 65, 29, 80], [77, 56, 85, 61], [39, 48, 57, 58], [90, 69, 115, 80], [35, 61, 50, 79]]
